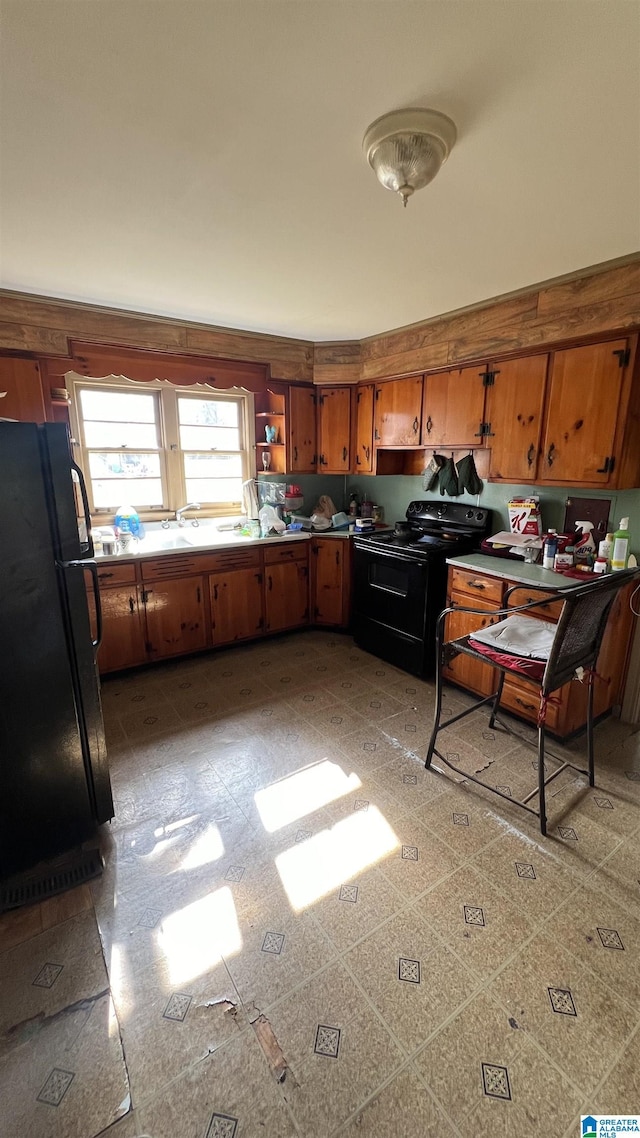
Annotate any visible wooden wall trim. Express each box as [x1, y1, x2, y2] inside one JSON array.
[[1, 253, 639, 387]]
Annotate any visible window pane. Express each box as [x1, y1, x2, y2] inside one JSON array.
[[178, 425, 240, 450], [80, 389, 156, 423], [185, 478, 243, 504], [84, 421, 159, 449], [178, 397, 238, 428], [183, 453, 242, 478], [92, 479, 164, 508], [88, 451, 161, 479]]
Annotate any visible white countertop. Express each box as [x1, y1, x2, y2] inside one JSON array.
[[94, 527, 356, 563], [446, 552, 585, 590]]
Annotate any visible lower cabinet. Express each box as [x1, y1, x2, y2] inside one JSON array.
[[210, 567, 264, 644], [143, 576, 207, 659], [442, 565, 635, 739], [312, 538, 351, 627], [88, 584, 147, 673], [265, 561, 309, 632]]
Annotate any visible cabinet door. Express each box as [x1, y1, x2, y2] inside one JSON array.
[[354, 384, 374, 472], [265, 561, 309, 632], [422, 366, 486, 447], [0, 357, 47, 422], [313, 540, 344, 625], [318, 387, 351, 472], [144, 576, 207, 659], [289, 386, 316, 473], [374, 377, 422, 446], [88, 585, 147, 674], [486, 355, 548, 481], [442, 595, 499, 697], [210, 568, 264, 645], [540, 341, 627, 483]]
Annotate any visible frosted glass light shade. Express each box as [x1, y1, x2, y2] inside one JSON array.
[[363, 108, 457, 206]]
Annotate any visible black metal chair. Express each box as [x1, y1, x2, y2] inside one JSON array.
[[425, 567, 639, 834]]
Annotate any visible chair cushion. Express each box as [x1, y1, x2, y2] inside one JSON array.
[[467, 638, 547, 681], [467, 614, 556, 659]]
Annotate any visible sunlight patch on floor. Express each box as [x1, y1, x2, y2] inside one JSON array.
[[276, 806, 399, 911], [179, 823, 225, 870], [254, 759, 362, 832], [159, 887, 241, 986]]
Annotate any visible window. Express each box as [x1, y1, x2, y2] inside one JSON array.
[[71, 379, 250, 517]]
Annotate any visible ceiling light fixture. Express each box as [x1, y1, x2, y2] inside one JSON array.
[[363, 108, 457, 207]]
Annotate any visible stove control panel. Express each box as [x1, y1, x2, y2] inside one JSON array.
[[406, 500, 490, 532]]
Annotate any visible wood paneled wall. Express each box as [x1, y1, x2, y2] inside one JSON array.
[[359, 258, 640, 380], [1, 255, 639, 387], [0, 293, 314, 382]]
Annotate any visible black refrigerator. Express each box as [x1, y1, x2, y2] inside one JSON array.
[[0, 421, 113, 878]]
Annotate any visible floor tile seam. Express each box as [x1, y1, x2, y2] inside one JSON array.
[[485, 983, 612, 1101], [377, 859, 463, 908], [328, 1053, 464, 1138], [581, 868, 640, 928], [305, 888, 423, 962], [587, 1016, 640, 1111], [338, 953, 414, 1062]]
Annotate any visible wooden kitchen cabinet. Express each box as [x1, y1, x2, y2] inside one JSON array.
[[374, 377, 422, 446], [485, 354, 549, 481], [317, 386, 352, 472], [143, 576, 207, 659], [443, 564, 636, 739], [539, 340, 628, 485], [354, 384, 374, 473], [210, 567, 264, 645], [288, 385, 316, 473], [0, 356, 47, 422], [312, 538, 352, 626], [88, 582, 147, 674], [265, 560, 309, 632], [422, 365, 487, 448]]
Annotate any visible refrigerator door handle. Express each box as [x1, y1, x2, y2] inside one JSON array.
[[58, 559, 103, 652], [71, 461, 94, 558]]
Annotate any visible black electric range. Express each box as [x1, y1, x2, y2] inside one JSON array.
[[352, 500, 491, 676]]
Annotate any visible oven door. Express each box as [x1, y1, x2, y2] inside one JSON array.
[[353, 545, 429, 637]]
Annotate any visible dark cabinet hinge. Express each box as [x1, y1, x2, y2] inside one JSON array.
[[145, 640, 152, 654], [613, 348, 630, 368], [597, 455, 616, 474], [479, 370, 496, 387], [318, 394, 325, 405], [375, 389, 380, 400]]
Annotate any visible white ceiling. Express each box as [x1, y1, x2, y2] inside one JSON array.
[[1, 1, 639, 341]]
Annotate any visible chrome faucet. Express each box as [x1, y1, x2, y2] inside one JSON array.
[[176, 502, 201, 527]]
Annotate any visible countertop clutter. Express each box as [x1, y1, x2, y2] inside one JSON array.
[[94, 526, 356, 563]]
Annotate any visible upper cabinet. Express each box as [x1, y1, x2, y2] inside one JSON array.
[[0, 357, 48, 423], [485, 354, 549, 482], [538, 341, 627, 485], [374, 377, 422, 446], [354, 384, 375, 473], [421, 365, 487, 448], [254, 386, 287, 476], [288, 386, 316, 473], [317, 386, 352, 472]]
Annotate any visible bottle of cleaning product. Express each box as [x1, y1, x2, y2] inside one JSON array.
[[598, 532, 614, 564], [611, 518, 631, 571], [349, 492, 359, 518], [574, 521, 596, 564], [542, 530, 558, 570]]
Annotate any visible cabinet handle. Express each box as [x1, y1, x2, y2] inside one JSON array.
[[335, 549, 340, 565], [213, 583, 218, 601], [129, 595, 135, 614], [255, 572, 262, 584], [268, 574, 273, 591], [374, 428, 380, 440], [356, 455, 360, 465], [597, 456, 614, 473], [98, 571, 114, 580], [466, 579, 486, 590], [474, 422, 485, 437], [425, 415, 433, 435], [342, 446, 347, 462], [294, 445, 298, 462], [365, 445, 370, 461], [547, 443, 556, 467], [527, 443, 535, 467], [197, 586, 201, 604], [515, 696, 536, 712], [412, 417, 419, 433]]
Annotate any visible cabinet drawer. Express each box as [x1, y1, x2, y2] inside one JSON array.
[[500, 676, 562, 732], [95, 561, 137, 587], [449, 568, 504, 605], [263, 542, 308, 564], [506, 586, 564, 622], [141, 552, 228, 580]]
